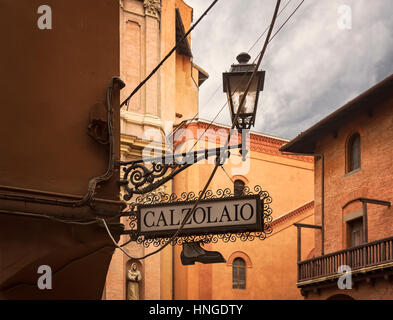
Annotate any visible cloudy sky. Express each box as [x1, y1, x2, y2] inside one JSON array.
[[184, 0, 393, 140]]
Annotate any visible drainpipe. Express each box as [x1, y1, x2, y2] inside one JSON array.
[[171, 179, 175, 300], [281, 151, 325, 256]]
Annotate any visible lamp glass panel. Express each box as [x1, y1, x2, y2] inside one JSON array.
[[232, 91, 256, 114], [227, 74, 258, 115]]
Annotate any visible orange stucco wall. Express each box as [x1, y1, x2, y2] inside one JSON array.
[[105, 0, 315, 301], [172, 122, 315, 300], [173, 204, 315, 300], [211, 205, 314, 300]]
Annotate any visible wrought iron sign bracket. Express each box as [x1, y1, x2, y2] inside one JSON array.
[[118, 144, 243, 201]]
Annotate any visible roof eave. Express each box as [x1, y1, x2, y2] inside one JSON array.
[[280, 73, 393, 154]]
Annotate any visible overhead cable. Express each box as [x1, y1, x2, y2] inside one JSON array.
[[120, 0, 220, 109], [103, 0, 283, 261]]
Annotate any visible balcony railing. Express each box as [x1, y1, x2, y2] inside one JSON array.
[[298, 236, 393, 284]]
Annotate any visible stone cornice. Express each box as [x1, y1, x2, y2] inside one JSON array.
[[271, 201, 315, 227], [121, 133, 169, 159], [121, 109, 164, 130], [120, 0, 161, 20], [186, 121, 314, 163]]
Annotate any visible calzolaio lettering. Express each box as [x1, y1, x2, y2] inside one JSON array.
[[139, 197, 259, 234]]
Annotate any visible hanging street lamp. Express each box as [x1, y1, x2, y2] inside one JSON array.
[[118, 53, 268, 266], [119, 53, 265, 201], [223, 52, 265, 130]]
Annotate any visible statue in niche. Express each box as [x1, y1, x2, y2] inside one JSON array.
[[127, 263, 142, 300]]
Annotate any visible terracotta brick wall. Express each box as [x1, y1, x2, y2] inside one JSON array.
[[313, 98, 393, 256], [305, 278, 393, 300]]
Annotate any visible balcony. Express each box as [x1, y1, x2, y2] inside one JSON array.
[[298, 236, 393, 287]]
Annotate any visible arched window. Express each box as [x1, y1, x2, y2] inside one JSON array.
[[234, 179, 245, 197], [232, 258, 246, 289], [346, 133, 361, 173]]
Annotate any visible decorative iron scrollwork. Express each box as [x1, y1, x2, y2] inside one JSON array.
[[119, 144, 242, 200], [121, 161, 180, 200], [123, 185, 273, 247]]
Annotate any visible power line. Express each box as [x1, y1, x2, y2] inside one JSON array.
[[107, 0, 306, 261], [0, 77, 122, 210], [186, 52, 262, 154], [138, 0, 303, 156], [14, 0, 305, 259], [164, 0, 295, 145], [121, 0, 219, 109], [123, 0, 220, 154], [221, 165, 234, 183], [0, 208, 123, 225], [186, 0, 304, 153], [247, 0, 294, 54], [177, 0, 283, 253], [103, 0, 283, 261], [269, 0, 305, 43]]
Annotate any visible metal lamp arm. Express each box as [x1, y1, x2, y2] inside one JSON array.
[[120, 144, 243, 200]]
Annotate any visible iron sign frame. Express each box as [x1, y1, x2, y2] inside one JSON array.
[[136, 193, 263, 239], [123, 185, 273, 247]]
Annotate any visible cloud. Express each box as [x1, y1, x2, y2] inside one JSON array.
[[185, 0, 393, 139]]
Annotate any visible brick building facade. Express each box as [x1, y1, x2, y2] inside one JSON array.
[[281, 74, 393, 300]]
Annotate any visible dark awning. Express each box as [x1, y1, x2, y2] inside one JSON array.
[[176, 8, 192, 58]]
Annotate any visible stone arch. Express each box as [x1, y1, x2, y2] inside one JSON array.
[[233, 176, 248, 197], [339, 187, 369, 209], [227, 251, 252, 268], [232, 175, 249, 185]]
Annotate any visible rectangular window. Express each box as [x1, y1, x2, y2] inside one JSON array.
[[347, 217, 363, 248]]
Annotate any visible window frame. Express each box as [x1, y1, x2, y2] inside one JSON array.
[[232, 257, 246, 289], [346, 216, 364, 248], [345, 133, 361, 175], [234, 179, 245, 197]]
